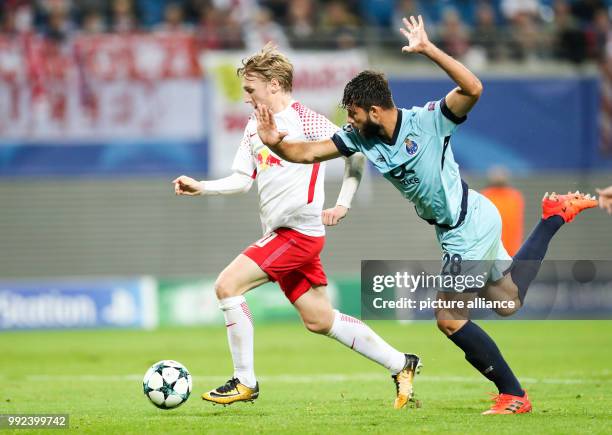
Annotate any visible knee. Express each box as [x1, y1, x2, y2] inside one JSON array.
[[436, 318, 464, 336], [302, 309, 334, 335], [214, 274, 240, 299], [494, 298, 522, 317], [303, 317, 333, 335]]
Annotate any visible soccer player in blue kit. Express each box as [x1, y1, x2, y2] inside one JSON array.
[[255, 15, 598, 414]]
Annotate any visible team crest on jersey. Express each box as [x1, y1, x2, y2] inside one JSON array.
[[427, 101, 436, 111], [404, 138, 419, 155], [342, 123, 354, 133], [256, 148, 283, 171]]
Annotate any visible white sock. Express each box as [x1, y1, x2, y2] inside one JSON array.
[[218, 296, 256, 388], [326, 310, 406, 374]]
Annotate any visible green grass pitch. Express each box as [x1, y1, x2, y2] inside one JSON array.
[[1, 321, 611, 434]]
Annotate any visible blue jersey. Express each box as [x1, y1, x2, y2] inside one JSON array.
[[332, 98, 467, 228]]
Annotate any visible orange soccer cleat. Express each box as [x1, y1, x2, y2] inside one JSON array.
[[542, 191, 598, 223], [482, 391, 532, 415]]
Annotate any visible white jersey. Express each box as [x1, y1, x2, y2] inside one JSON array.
[[231, 101, 340, 236]]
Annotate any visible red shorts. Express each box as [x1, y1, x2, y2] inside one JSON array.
[[243, 227, 327, 303]]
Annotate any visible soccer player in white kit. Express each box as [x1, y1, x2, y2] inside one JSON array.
[[173, 44, 421, 409]]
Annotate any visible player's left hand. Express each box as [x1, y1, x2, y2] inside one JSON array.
[[322, 205, 348, 226], [400, 15, 431, 54]]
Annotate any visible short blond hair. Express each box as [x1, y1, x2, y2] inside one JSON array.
[[237, 43, 293, 92]]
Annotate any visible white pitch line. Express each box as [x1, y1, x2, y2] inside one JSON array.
[[22, 373, 611, 385]]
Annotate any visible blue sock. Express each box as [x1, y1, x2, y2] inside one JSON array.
[[510, 215, 564, 303], [449, 321, 524, 396]]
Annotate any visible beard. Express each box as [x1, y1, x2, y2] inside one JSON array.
[[360, 118, 381, 138]]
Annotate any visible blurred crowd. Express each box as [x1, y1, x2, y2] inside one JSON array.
[[1, 0, 612, 63]]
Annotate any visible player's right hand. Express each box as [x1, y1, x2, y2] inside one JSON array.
[[172, 175, 203, 196], [255, 104, 287, 147]]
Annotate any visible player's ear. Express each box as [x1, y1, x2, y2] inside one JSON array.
[[269, 78, 281, 93], [369, 105, 383, 121]]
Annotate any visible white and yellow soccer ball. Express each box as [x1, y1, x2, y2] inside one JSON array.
[[143, 360, 192, 409]]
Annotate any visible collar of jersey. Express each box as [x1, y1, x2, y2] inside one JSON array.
[[378, 108, 402, 145]]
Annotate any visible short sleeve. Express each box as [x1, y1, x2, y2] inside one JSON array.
[[331, 124, 360, 157], [291, 101, 340, 141], [231, 127, 256, 178], [412, 97, 466, 137]]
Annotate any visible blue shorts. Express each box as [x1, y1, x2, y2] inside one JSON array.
[[435, 190, 512, 292]]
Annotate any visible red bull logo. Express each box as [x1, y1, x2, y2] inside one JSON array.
[[256, 149, 284, 171]]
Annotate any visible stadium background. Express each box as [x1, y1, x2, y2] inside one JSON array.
[[0, 1, 611, 432], [1, 0, 611, 328]]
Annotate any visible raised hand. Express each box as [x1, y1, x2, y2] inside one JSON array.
[[399, 15, 431, 54], [255, 104, 287, 147]]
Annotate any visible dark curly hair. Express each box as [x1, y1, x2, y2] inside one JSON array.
[[341, 70, 395, 110]]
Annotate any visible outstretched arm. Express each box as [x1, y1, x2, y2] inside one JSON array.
[[400, 15, 482, 117], [255, 105, 342, 163], [322, 152, 366, 226], [173, 173, 253, 196]]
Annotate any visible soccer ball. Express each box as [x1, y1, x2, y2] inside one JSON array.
[[143, 360, 192, 409]]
